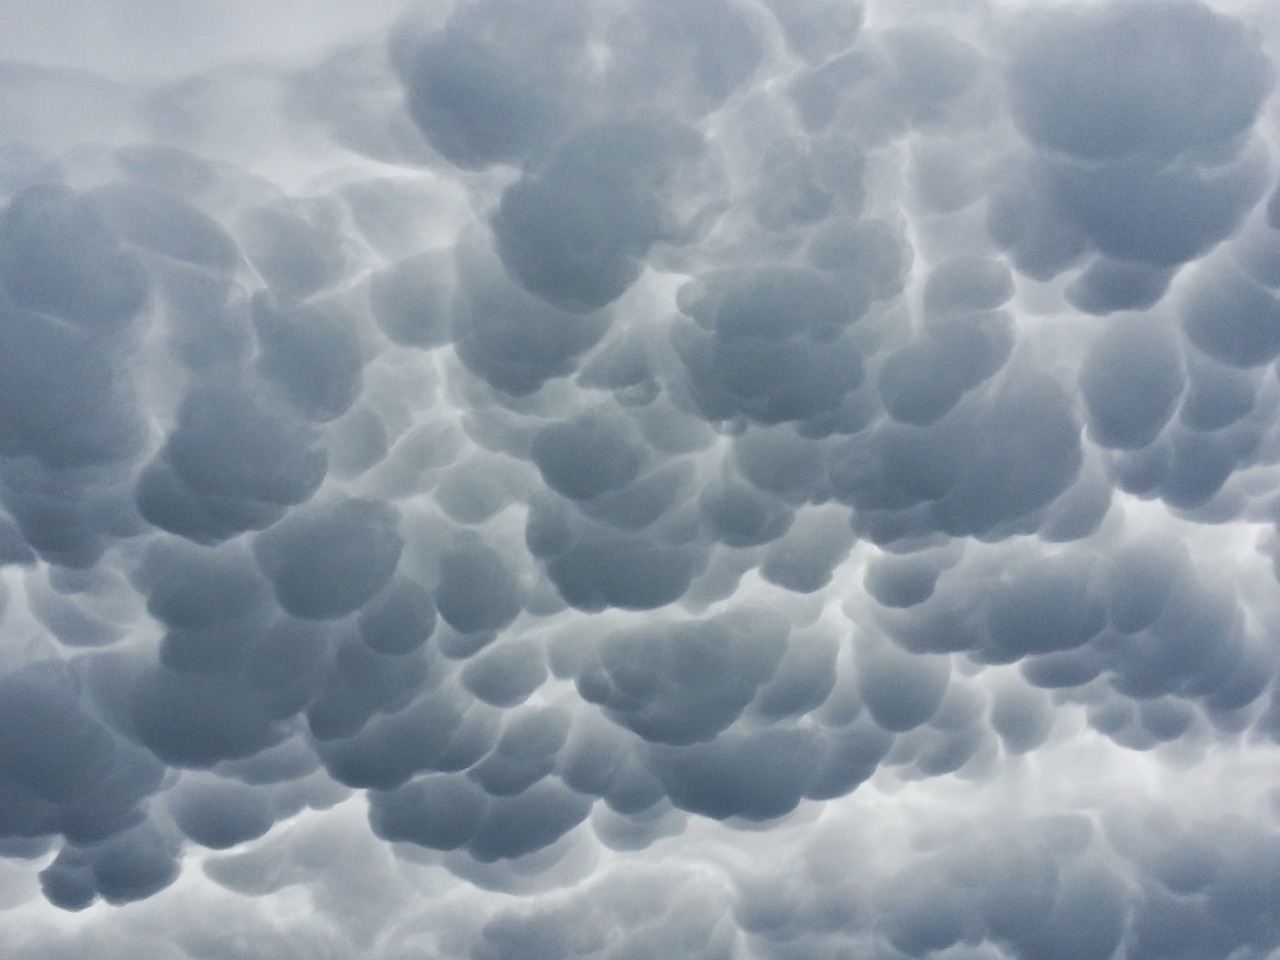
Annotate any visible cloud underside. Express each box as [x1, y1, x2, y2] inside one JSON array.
[[1, 0, 1280, 957]]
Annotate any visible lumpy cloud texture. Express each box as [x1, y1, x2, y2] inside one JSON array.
[[2, 0, 1280, 957]]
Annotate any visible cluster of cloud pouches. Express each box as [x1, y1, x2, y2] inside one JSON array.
[[3, 0, 1280, 956]]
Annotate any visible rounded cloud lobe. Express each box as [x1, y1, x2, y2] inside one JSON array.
[[2, 0, 1280, 957]]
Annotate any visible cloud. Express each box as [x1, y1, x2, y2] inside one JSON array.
[[1007, 0, 1272, 164], [1, 0, 1279, 957]]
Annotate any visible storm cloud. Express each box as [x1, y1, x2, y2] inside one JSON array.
[[2, 0, 1280, 957]]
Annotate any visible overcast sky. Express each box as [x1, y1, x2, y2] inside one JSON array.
[[2, 0, 1280, 957]]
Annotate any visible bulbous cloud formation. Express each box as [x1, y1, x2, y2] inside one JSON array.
[[1, 0, 1280, 956]]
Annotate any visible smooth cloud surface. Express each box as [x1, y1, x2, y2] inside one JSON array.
[[2, 0, 1280, 957]]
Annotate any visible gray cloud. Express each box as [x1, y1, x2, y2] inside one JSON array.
[[1, 1, 1279, 957]]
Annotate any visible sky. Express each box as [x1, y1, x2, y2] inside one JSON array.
[[1, 0, 1280, 956]]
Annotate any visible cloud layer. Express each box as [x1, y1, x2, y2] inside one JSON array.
[[2, 0, 1280, 956]]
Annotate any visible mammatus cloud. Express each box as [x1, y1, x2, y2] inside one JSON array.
[[2, 0, 1280, 955]]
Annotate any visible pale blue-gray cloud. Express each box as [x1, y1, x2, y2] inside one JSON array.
[[1, 0, 1279, 957]]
